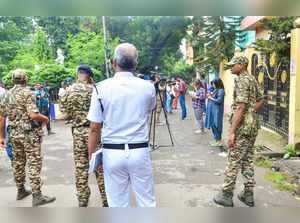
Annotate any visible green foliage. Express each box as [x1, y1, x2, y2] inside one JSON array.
[[188, 85, 194, 91], [265, 171, 297, 193], [173, 59, 195, 82], [34, 29, 51, 65], [1, 16, 191, 85], [190, 16, 244, 74], [255, 16, 299, 64], [80, 16, 103, 34], [284, 144, 300, 157], [107, 16, 190, 74], [2, 63, 105, 88], [66, 31, 119, 76], [0, 16, 34, 74], [34, 16, 81, 55], [9, 46, 35, 70], [29, 64, 75, 87], [253, 155, 273, 168]]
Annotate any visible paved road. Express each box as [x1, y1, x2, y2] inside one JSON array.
[[0, 96, 299, 207]]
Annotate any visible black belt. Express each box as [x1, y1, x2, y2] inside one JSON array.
[[103, 142, 149, 150]]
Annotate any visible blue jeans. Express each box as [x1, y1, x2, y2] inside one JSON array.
[[193, 108, 204, 131], [167, 95, 173, 113], [179, 95, 186, 120], [211, 125, 222, 141], [5, 123, 13, 161]]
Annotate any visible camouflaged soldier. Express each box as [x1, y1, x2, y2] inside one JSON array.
[[60, 65, 108, 207], [0, 69, 56, 206], [213, 56, 265, 207]]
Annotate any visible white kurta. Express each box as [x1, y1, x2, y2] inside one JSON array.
[[87, 72, 156, 207]]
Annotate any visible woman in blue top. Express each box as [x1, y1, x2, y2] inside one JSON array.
[[205, 78, 225, 146]]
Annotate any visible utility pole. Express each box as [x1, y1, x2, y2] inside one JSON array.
[[102, 16, 110, 78]]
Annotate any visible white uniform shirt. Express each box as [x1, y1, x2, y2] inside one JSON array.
[[58, 87, 66, 97], [87, 72, 156, 144], [0, 87, 6, 99]]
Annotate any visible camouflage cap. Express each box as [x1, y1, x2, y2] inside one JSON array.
[[226, 56, 249, 67], [12, 69, 28, 81]]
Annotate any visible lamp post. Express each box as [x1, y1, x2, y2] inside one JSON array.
[[103, 16, 110, 78]]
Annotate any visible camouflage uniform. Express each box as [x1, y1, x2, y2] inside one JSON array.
[[60, 80, 107, 207], [223, 64, 264, 194], [0, 79, 43, 196]]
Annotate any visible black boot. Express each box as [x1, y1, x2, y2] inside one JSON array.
[[102, 201, 109, 207], [238, 189, 254, 207], [213, 190, 234, 207], [16, 187, 32, 200]]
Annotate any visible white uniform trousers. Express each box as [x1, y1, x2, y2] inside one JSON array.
[[103, 146, 156, 207]]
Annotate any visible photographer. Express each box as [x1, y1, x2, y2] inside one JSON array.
[[34, 83, 55, 135], [166, 80, 175, 114], [159, 76, 167, 111]]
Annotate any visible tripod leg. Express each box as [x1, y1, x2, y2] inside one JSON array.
[[158, 90, 174, 147], [152, 106, 156, 150]]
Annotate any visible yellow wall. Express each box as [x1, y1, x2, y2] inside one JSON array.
[[289, 28, 300, 145], [220, 45, 259, 114], [220, 60, 234, 114], [220, 33, 300, 146]]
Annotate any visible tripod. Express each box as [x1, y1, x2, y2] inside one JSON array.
[[148, 89, 174, 150]]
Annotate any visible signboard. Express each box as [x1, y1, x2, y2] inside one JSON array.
[[291, 59, 296, 75]]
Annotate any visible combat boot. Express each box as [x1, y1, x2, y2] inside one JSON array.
[[16, 187, 32, 200], [32, 193, 56, 207], [213, 190, 233, 207], [102, 201, 109, 207], [238, 190, 254, 207]]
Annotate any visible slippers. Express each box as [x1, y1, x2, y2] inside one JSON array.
[[210, 141, 223, 147], [210, 141, 217, 146]]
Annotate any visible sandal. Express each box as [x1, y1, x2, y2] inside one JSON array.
[[210, 141, 217, 146], [210, 141, 223, 147]]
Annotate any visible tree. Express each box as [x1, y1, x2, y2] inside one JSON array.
[[33, 16, 81, 56], [173, 59, 195, 82], [189, 16, 245, 74], [255, 16, 299, 64], [9, 46, 35, 70], [106, 16, 190, 74], [34, 28, 51, 64], [66, 31, 119, 80], [0, 16, 33, 75]]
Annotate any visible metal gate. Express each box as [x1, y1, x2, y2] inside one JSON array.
[[251, 52, 290, 137]]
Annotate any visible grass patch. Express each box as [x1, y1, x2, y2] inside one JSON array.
[[254, 155, 273, 168], [265, 171, 297, 193]]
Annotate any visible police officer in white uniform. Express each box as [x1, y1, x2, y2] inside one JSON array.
[[87, 43, 156, 207]]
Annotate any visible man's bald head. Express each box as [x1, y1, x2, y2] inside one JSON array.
[[114, 43, 138, 71]]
